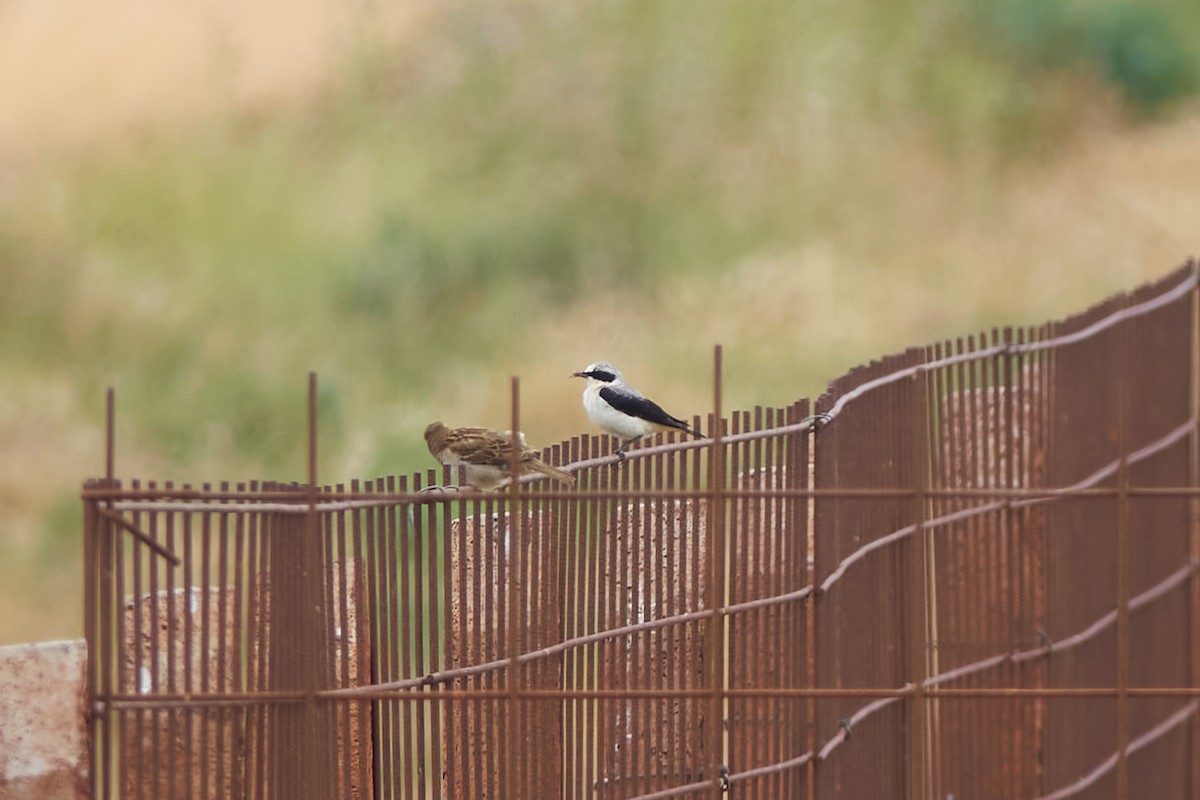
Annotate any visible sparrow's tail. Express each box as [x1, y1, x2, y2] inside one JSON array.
[[528, 459, 576, 486]]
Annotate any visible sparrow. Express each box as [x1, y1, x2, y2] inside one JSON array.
[[423, 421, 575, 491], [571, 361, 702, 459]]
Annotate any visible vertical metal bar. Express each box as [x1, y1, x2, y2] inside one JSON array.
[[465, 471, 482, 800], [1115, 309, 1132, 800], [128, 479, 146, 800], [181, 487, 195, 800], [368, 477, 388, 800], [432, 474, 451, 800], [615, 426, 631, 793], [636, 446, 651, 795], [230, 484, 247, 800], [101, 387, 114, 800], [400, 474, 417, 799], [537, 451, 550, 800], [999, 327, 1017, 798], [650, 436, 667, 795], [113, 497, 127, 800], [84, 488, 95, 797], [265, 487, 282, 800], [100, 498, 114, 800], [488, 486, 505, 798], [800, 398, 813, 799], [215, 482, 230, 800], [926, 343, 945, 800], [539, 442, 561, 800], [733, 409, 749, 796], [563, 437, 581, 799], [304, 372, 325, 800], [1008, 328, 1024, 796], [662, 433, 680, 796], [801, 399, 817, 800], [908, 358, 930, 800], [100, 389, 117, 800], [106, 387, 115, 481], [756, 406, 774, 800], [1010, 327, 1030, 797], [964, 334, 986, 800], [597, 432, 616, 795], [706, 345, 727, 799], [507, 375, 524, 800], [1036, 322, 1053, 800], [353, 486, 372, 800], [1190, 260, 1200, 800], [579, 435, 599, 798], [243, 482, 263, 800], [411, 479, 429, 800], [387, 474, 404, 799], [689, 414, 704, 786], [83, 489, 99, 800], [199, 483, 213, 800], [727, 411, 744, 795], [337, 482, 354, 800]]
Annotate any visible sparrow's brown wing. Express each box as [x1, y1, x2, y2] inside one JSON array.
[[445, 428, 523, 468]]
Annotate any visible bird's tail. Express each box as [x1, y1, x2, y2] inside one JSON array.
[[671, 420, 704, 438], [529, 460, 576, 486]]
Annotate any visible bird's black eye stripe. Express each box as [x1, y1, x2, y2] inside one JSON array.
[[590, 370, 617, 382]]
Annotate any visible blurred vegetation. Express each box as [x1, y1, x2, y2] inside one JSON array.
[[2, 0, 1198, 642], [986, 0, 1198, 114]]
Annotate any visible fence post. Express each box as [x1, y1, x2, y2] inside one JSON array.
[[706, 345, 728, 799]]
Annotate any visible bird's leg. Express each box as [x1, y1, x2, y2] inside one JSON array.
[[613, 435, 641, 463]]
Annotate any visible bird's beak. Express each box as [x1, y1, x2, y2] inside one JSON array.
[[571, 371, 587, 378]]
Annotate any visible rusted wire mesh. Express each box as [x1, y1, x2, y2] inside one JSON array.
[[84, 260, 1200, 799]]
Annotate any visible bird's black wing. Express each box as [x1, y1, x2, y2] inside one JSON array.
[[599, 386, 691, 432]]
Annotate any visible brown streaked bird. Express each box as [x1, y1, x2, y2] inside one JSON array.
[[423, 421, 575, 491]]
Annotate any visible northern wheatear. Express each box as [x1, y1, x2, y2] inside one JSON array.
[[571, 361, 702, 459], [424, 422, 575, 491]]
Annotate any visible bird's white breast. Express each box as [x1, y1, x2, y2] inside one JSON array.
[[582, 384, 655, 439]]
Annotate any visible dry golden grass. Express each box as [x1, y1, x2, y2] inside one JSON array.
[[0, 0, 428, 157]]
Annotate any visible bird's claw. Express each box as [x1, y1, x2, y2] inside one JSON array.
[[418, 484, 463, 494]]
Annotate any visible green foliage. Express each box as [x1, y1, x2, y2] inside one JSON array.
[[985, 0, 1198, 115], [1087, 4, 1197, 113]]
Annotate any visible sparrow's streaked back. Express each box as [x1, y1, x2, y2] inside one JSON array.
[[571, 361, 701, 459], [424, 422, 575, 491]]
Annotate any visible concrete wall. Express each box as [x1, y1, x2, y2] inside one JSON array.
[[0, 639, 88, 800]]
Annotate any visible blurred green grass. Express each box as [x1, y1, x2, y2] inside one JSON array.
[[1, 0, 1198, 643]]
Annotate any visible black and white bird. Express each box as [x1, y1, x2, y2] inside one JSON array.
[[424, 422, 575, 491], [571, 361, 702, 459]]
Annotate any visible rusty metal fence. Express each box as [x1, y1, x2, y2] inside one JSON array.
[[83, 261, 1200, 799]]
